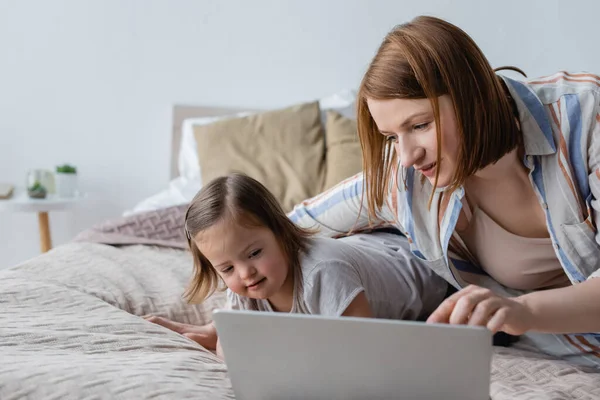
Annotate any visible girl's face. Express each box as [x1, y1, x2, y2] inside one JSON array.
[[195, 218, 290, 301], [367, 95, 460, 188]]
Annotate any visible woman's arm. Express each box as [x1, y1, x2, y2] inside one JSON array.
[[516, 277, 600, 333], [427, 280, 600, 335], [287, 172, 395, 237]]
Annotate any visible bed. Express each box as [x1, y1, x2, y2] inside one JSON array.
[[2, 98, 600, 400]]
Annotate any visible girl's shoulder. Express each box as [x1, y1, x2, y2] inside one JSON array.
[[301, 236, 357, 267]]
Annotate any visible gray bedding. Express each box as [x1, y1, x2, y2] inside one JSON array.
[[1, 206, 599, 399]]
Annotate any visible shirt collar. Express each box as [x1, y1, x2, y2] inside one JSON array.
[[500, 75, 557, 156]]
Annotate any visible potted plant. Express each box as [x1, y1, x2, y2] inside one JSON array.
[[27, 181, 47, 199], [55, 164, 78, 198]]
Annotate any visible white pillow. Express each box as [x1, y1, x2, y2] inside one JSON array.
[[125, 90, 357, 216], [123, 175, 202, 216]]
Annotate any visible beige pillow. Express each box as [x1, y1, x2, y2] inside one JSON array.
[[322, 110, 363, 190], [194, 101, 325, 212]]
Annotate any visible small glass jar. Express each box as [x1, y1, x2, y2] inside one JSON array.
[[25, 169, 54, 198]]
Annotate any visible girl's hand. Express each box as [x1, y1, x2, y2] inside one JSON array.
[[143, 315, 194, 334], [216, 338, 225, 361], [144, 315, 218, 350], [426, 285, 535, 335]]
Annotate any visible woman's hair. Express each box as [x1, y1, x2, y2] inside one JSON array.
[[357, 15, 522, 215], [182, 172, 313, 304]]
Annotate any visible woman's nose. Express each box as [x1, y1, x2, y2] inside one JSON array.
[[396, 141, 424, 168]]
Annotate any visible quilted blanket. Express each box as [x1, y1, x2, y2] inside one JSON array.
[[2, 206, 600, 399], [1, 243, 231, 399]]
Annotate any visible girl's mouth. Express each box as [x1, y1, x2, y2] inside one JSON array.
[[248, 277, 266, 290]]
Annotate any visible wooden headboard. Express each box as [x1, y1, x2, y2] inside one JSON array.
[[171, 105, 250, 179]]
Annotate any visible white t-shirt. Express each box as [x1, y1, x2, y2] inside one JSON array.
[[227, 232, 448, 321]]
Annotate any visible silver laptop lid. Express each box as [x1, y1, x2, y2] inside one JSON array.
[[213, 310, 492, 400]]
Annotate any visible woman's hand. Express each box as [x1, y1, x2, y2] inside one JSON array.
[[426, 285, 535, 335]]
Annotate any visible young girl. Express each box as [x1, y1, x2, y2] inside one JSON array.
[[288, 16, 600, 368], [146, 172, 448, 358]]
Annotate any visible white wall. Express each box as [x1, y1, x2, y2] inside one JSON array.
[[1, 0, 598, 268]]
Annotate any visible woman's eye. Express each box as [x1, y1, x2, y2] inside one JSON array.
[[385, 135, 397, 143], [250, 249, 262, 258], [413, 122, 430, 131]]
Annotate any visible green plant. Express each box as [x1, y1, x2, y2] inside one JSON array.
[[28, 181, 46, 191], [56, 164, 77, 174], [27, 181, 47, 199]]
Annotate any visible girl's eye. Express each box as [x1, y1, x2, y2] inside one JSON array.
[[413, 122, 430, 131], [221, 266, 233, 273], [249, 249, 262, 259]]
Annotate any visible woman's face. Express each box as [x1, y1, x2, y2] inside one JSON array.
[[367, 95, 460, 188]]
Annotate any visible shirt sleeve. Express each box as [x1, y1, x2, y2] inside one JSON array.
[[587, 92, 600, 279], [225, 288, 241, 310], [287, 172, 398, 237], [302, 259, 365, 316]]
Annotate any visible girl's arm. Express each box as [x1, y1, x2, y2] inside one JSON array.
[[181, 321, 218, 350], [287, 172, 396, 237], [216, 337, 224, 360], [341, 292, 373, 318]]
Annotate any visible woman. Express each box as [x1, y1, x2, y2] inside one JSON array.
[[288, 15, 600, 368]]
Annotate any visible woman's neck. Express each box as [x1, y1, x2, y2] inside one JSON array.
[[469, 146, 527, 184]]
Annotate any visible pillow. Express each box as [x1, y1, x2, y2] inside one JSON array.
[[194, 101, 325, 212], [322, 110, 363, 191], [126, 91, 356, 216], [179, 112, 253, 181], [177, 90, 356, 181], [123, 175, 202, 216]]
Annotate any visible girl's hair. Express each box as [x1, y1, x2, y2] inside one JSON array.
[[182, 172, 313, 304], [357, 15, 522, 215]]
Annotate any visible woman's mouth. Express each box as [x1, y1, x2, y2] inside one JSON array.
[[419, 162, 437, 178]]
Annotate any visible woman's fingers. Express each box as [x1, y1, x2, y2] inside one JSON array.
[[467, 297, 501, 327], [428, 285, 493, 324], [448, 289, 494, 325], [427, 285, 475, 323], [486, 307, 509, 333], [426, 297, 456, 324]]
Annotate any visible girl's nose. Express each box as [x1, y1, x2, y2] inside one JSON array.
[[239, 264, 257, 280]]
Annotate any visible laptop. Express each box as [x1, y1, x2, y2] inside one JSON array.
[[213, 309, 493, 400]]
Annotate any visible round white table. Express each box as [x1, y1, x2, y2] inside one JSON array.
[[0, 188, 85, 253]]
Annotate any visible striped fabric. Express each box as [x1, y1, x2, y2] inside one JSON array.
[[288, 71, 600, 367]]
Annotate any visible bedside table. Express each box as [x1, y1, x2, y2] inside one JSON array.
[[0, 188, 85, 253]]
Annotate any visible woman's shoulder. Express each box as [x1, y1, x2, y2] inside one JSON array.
[[507, 71, 600, 104]]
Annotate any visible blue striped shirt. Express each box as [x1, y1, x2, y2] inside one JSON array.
[[289, 71, 600, 299]]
